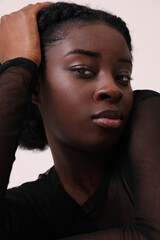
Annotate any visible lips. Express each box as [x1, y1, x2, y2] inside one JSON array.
[[92, 110, 123, 129], [92, 110, 123, 120]]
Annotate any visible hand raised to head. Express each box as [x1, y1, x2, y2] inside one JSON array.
[[0, 2, 53, 67]]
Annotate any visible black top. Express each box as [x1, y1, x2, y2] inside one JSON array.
[[0, 58, 160, 240]]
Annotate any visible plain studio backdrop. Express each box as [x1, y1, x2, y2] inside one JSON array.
[[0, 0, 160, 188]]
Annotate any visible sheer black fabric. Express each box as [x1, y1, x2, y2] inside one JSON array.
[[63, 93, 160, 240], [0, 59, 38, 238], [0, 59, 160, 240], [0, 59, 37, 196]]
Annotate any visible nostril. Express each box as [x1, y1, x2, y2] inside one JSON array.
[[94, 88, 123, 102], [99, 93, 110, 100]]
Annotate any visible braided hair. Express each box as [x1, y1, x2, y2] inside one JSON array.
[[18, 2, 132, 150]]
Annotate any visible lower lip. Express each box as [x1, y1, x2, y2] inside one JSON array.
[[93, 118, 123, 129]]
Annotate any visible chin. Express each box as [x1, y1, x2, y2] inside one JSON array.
[[72, 134, 122, 153]]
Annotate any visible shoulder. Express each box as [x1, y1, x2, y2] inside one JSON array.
[[6, 167, 56, 204]]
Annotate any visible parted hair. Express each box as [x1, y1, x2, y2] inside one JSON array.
[[18, 2, 132, 150]]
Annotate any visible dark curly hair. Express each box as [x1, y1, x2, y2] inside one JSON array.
[[18, 2, 132, 150]]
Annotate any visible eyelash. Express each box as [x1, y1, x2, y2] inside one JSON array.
[[71, 67, 132, 85], [115, 75, 133, 86], [71, 67, 95, 79]]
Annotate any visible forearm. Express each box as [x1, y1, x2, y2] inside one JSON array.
[[61, 227, 150, 240], [0, 59, 37, 197], [62, 91, 160, 240]]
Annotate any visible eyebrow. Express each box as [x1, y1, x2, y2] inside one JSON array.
[[65, 49, 132, 66], [118, 58, 132, 66], [65, 49, 101, 58]]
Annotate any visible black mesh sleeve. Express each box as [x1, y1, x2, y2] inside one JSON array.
[[0, 58, 38, 196], [61, 91, 160, 240]]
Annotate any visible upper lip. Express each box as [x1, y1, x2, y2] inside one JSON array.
[[92, 110, 123, 120]]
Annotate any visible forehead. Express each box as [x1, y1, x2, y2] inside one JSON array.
[[46, 23, 131, 61]]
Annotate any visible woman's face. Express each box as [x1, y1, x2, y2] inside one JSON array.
[[37, 23, 133, 152]]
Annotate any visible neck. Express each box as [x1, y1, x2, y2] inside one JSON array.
[[49, 138, 111, 205]]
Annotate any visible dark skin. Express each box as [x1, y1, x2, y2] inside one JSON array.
[[0, 2, 53, 197], [35, 23, 133, 205], [1, 4, 160, 240], [0, 3, 133, 205]]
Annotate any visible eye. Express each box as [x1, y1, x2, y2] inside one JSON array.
[[71, 67, 96, 79], [115, 74, 132, 86]]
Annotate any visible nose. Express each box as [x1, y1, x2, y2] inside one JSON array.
[[94, 74, 123, 103]]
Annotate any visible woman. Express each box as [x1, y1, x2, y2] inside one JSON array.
[[0, 2, 160, 240]]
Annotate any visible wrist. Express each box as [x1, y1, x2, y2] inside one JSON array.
[[0, 57, 39, 94], [0, 57, 38, 74]]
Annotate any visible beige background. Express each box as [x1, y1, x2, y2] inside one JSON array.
[[0, 0, 160, 188]]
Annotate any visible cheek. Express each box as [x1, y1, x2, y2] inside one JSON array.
[[43, 76, 88, 117], [39, 74, 91, 142]]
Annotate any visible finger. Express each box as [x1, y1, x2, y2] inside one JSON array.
[[0, 15, 8, 24], [20, 2, 53, 14], [0, 2, 53, 24]]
